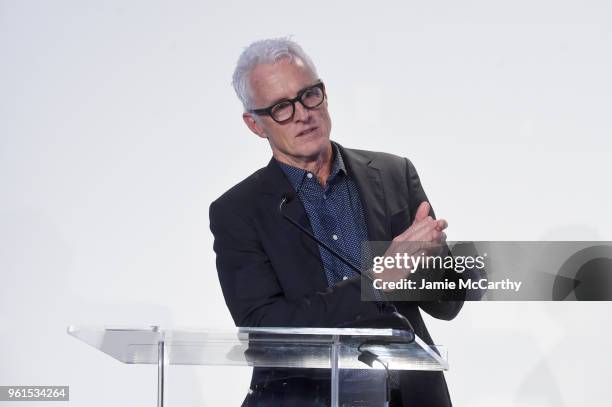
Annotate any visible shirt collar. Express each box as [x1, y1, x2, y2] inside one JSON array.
[[276, 142, 347, 192]]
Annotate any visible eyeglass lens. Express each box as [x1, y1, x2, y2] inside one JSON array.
[[270, 85, 324, 122]]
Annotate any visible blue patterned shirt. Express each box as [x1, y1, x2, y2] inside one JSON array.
[[277, 144, 370, 287], [278, 147, 394, 386]]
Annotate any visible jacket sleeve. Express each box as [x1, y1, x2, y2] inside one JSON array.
[[209, 199, 382, 328], [398, 158, 465, 321]]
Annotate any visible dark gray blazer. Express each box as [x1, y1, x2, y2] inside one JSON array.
[[210, 142, 463, 406]]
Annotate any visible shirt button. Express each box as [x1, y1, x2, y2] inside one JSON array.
[[343, 276, 348, 280], [332, 234, 338, 240], [306, 173, 313, 179]]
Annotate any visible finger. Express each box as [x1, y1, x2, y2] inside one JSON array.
[[410, 222, 439, 242], [432, 232, 447, 256], [412, 216, 435, 233], [436, 231, 447, 243], [414, 201, 431, 222], [407, 217, 444, 241], [431, 228, 447, 242], [395, 214, 431, 240], [399, 216, 434, 241], [435, 219, 448, 231]]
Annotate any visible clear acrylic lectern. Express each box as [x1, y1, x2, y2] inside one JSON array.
[[67, 326, 447, 407]]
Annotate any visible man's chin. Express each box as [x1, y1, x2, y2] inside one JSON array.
[[295, 137, 331, 158]]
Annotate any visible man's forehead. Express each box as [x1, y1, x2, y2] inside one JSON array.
[[249, 58, 317, 104]]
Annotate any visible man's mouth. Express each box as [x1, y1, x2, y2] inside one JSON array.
[[297, 127, 317, 137]]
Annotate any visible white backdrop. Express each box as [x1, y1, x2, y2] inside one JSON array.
[[1, 0, 611, 405]]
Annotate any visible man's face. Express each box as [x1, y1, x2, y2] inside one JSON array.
[[243, 58, 332, 165]]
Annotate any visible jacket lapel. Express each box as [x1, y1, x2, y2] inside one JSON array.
[[258, 158, 329, 290], [337, 144, 391, 244]]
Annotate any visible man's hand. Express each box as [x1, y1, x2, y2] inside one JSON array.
[[394, 201, 447, 245], [376, 201, 448, 288]]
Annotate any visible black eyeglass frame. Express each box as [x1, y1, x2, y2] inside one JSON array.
[[248, 81, 326, 124]]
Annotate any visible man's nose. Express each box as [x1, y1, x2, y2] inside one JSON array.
[[293, 101, 311, 122]]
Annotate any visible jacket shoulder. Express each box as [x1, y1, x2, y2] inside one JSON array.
[[209, 166, 268, 215], [343, 146, 411, 173]]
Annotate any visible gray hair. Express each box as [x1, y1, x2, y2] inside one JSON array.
[[232, 37, 319, 110]]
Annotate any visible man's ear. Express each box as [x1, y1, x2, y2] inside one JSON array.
[[242, 113, 267, 139]]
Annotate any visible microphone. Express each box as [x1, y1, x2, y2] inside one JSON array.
[[278, 192, 414, 335], [279, 192, 369, 281]]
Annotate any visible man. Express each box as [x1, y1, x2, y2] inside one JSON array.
[[210, 37, 463, 406]]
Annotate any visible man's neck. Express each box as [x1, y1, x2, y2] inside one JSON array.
[[274, 143, 333, 187]]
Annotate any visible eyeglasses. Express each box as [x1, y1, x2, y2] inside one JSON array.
[[248, 81, 326, 124]]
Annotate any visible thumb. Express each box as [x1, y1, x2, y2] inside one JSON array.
[[414, 201, 431, 222]]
